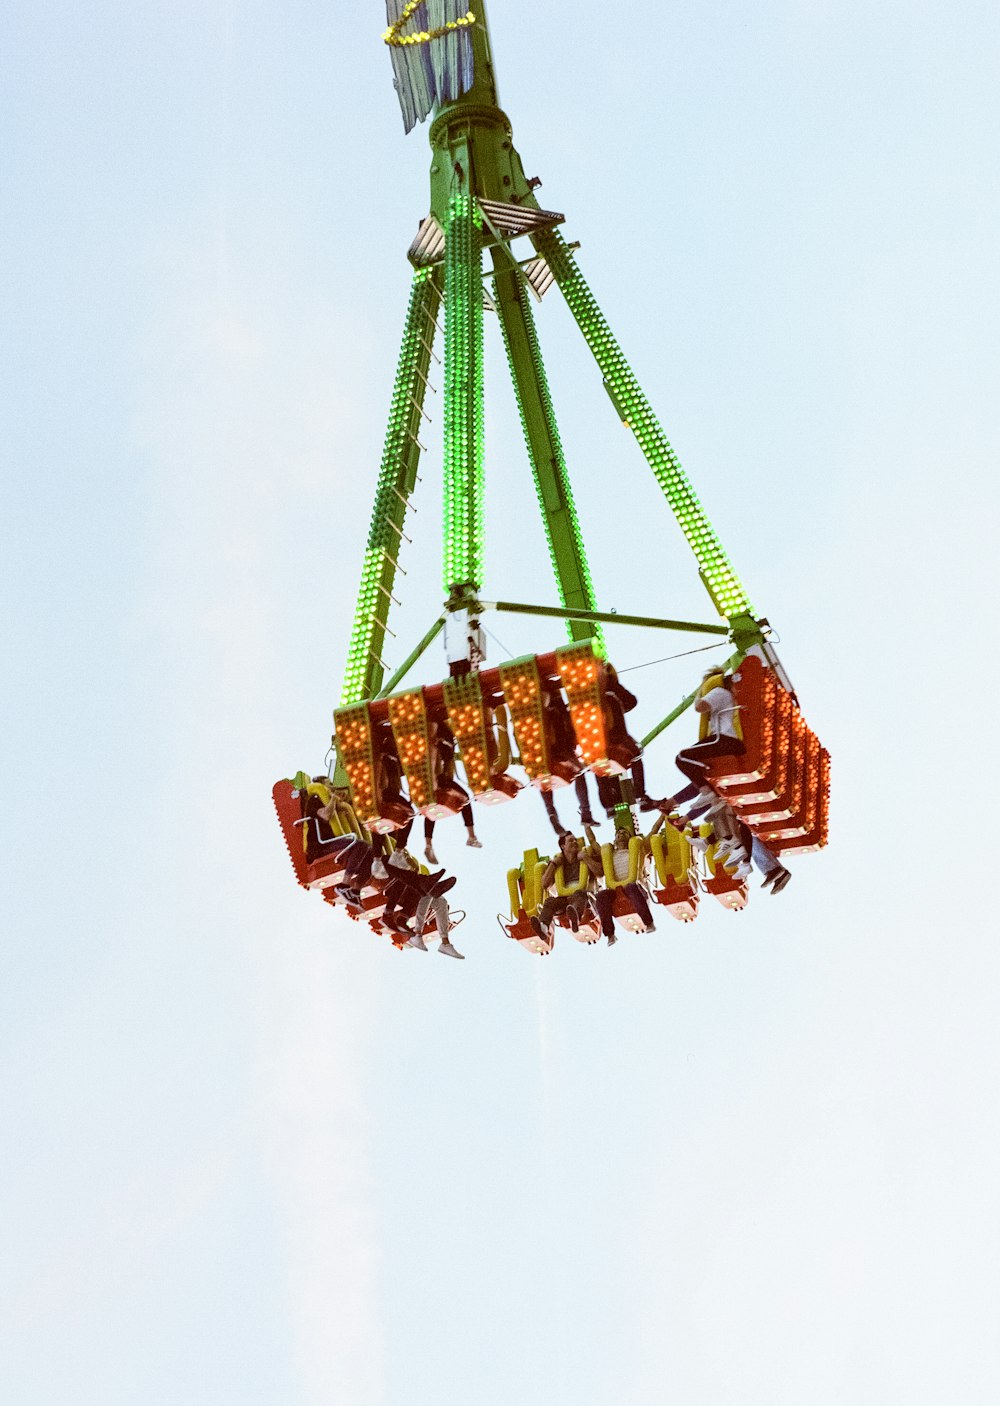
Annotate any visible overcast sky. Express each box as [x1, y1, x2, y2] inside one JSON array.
[[3, 2, 999, 1402]]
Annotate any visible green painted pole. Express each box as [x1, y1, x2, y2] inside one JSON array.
[[533, 228, 756, 628], [375, 615, 447, 698], [442, 177, 485, 594], [492, 264, 604, 650], [340, 266, 441, 705], [488, 599, 729, 636]]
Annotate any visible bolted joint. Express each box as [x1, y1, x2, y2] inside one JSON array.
[[728, 613, 766, 654]]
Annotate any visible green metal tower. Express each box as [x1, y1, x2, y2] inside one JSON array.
[[341, 0, 767, 719]]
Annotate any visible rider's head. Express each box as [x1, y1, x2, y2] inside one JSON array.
[[558, 832, 579, 862]]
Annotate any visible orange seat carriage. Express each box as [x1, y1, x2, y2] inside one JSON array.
[[501, 840, 604, 953], [270, 9, 832, 957], [281, 646, 829, 952], [272, 777, 448, 949], [706, 656, 831, 858], [333, 644, 639, 835]]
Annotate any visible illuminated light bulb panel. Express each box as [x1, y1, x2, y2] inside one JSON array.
[[333, 703, 379, 828], [788, 731, 820, 841], [442, 672, 491, 793], [716, 657, 776, 790], [741, 689, 795, 823], [759, 722, 825, 848], [341, 267, 441, 707], [387, 688, 435, 811], [782, 714, 811, 838], [748, 700, 804, 839], [535, 229, 754, 622], [443, 672, 517, 805], [443, 191, 485, 592], [498, 656, 558, 787], [554, 642, 619, 774]]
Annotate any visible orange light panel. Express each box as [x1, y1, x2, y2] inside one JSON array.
[[387, 689, 435, 810], [333, 703, 379, 825], [555, 643, 618, 774], [499, 656, 554, 785]]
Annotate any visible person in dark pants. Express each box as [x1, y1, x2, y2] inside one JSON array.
[[668, 668, 745, 812]]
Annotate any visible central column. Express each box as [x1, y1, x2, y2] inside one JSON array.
[[442, 171, 485, 598]]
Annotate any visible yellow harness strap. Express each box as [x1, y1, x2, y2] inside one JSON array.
[[555, 858, 590, 896]]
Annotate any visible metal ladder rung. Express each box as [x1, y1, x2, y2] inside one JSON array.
[[385, 520, 412, 545], [367, 613, 396, 639]]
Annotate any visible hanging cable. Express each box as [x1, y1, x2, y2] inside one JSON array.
[[617, 641, 728, 675], [482, 624, 515, 660]]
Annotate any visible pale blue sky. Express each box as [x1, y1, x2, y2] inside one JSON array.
[[2, 2, 999, 1403]]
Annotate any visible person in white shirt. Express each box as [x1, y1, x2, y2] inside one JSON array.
[[591, 825, 656, 945], [666, 668, 746, 814]]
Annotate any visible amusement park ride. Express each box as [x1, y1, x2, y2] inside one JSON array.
[[273, 0, 831, 956]]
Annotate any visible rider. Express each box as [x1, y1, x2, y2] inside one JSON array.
[[666, 667, 745, 815], [531, 831, 602, 943], [589, 823, 656, 945]]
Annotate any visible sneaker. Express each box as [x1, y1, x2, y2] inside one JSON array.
[[385, 915, 414, 936], [466, 834, 483, 848], [430, 875, 457, 897], [530, 916, 550, 942], [424, 843, 439, 865], [770, 867, 792, 895], [567, 906, 580, 932], [638, 795, 666, 812], [714, 837, 739, 858], [406, 931, 428, 951], [334, 884, 361, 904], [732, 862, 752, 882], [438, 940, 465, 959], [579, 811, 598, 827], [607, 933, 618, 946], [686, 833, 709, 853], [641, 923, 657, 934]]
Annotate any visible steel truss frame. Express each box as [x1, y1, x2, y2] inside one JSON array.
[[340, 2, 768, 748]]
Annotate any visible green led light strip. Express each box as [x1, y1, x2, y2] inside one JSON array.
[[494, 273, 604, 653], [535, 230, 754, 621], [341, 265, 441, 706], [443, 191, 485, 591]]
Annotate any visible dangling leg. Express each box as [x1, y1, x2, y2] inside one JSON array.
[[423, 816, 438, 866], [541, 789, 568, 837], [594, 887, 617, 942], [753, 836, 792, 894], [575, 773, 597, 826], [631, 756, 655, 811], [623, 882, 655, 932], [596, 774, 620, 817], [461, 802, 482, 848]]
